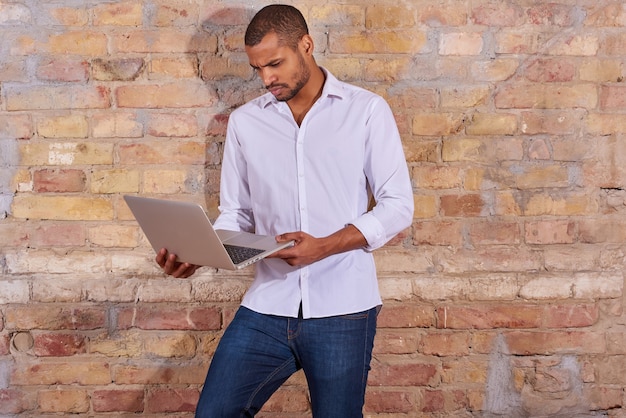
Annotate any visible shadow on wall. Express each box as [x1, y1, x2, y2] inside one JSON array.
[[0, 137, 20, 219], [187, 6, 264, 220]]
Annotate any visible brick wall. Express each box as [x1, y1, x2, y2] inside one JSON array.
[[1, 1, 625, 416]]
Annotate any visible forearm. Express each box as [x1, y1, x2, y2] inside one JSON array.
[[318, 224, 367, 259]]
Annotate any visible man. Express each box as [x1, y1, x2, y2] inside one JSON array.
[[156, 4, 414, 417]]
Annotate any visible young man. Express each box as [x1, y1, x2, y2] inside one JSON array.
[[157, 4, 414, 417]]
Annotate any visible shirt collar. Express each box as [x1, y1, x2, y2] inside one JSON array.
[[257, 66, 344, 109]]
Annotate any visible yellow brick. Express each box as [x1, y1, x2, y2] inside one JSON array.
[[49, 7, 89, 26], [309, 4, 363, 27], [6, 85, 111, 111], [441, 86, 490, 108], [143, 169, 189, 193], [440, 32, 484, 55], [93, 2, 142, 26], [91, 169, 140, 194], [412, 113, 465, 136], [495, 190, 522, 216], [466, 113, 517, 135], [119, 141, 206, 165], [38, 390, 90, 413], [150, 56, 199, 79], [147, 113, 198, 137], [144, 333, 197, 358], [113, 29, 217, 53], [20, 142, 114, 166], [37, 114, 88, 138], [331, 29, 427, 54], [11, 195, 113, 220], [317, 57, 363, 81], [549, 35, 599, 56], [586, 113, 626, 135], [364, 57, 414, 82], [515, 165, 569, 189], [414, 194, 437, 218], [92, 112, 143, 138], [524, 192, 598, 216], [12, 169, 33, 192], [116, 82, 217, 108], [366, 5, 416, 28], [443, 137, 524, 163], [471, 58, 519, 81], [579, 59, 623, 82], [88, 224, 139, 247], [495, 84, 598, 109], [11, 362, 111, 385], [48, 31, 108, 56], [199, 54, 252, 80], [412, 166, 462, 189]]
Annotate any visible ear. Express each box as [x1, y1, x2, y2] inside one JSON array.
[[300, 34, 314, 55]]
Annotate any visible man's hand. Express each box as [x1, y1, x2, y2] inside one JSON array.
[[155, 248, 199, 278], [270, 224, 367, 267]]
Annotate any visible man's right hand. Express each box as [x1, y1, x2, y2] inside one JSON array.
[[156, 248, 199, 278]]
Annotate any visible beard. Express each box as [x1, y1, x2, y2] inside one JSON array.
[[268, 51, 311, 102]]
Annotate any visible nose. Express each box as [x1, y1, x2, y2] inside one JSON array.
[[258, 67, 277, 87]]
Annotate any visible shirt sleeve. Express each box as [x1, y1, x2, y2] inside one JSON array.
[[212, 115, 256, 233], [350, 97, 414, 251]]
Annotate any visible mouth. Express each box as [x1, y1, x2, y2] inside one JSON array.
[[267, 84, 286, 96]]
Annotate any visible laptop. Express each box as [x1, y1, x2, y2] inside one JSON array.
[[123, 195, 294, 270]]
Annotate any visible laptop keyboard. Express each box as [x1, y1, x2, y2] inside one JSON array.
[[223, 244, 265, 265]]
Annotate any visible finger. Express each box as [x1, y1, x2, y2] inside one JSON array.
[[155, 248, 168, 267]]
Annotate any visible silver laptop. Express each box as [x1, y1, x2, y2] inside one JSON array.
[[123, 195, 294, 270]]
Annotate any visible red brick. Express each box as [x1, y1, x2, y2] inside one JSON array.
[[0, 333, 9, 355], [29, 223, 86, 247], [524, 58, 576, 82], [421, 331, 471, 356], [440, 194, 485, 217], [261, 386, 310, 413], [420, 388, 468, 413], [525, 219, 576, 244], [526, 3, 577, 26], [365, 390, 415, 413], [0, 389, 32, 414], [414, 221, 464, 246], [600, 85, 626, 109], [33, 169, 86, 193], [36, 58, 89, 82], [117, 306, 221, 330], [471, 2, 524, 26], [4, 306, 107, 330], [377, 303, 435, 328], [92, 389, 144, 412], [145, 388, 199, 413], [468, 221, 521, 245], [369, 361, 439, 386], [436, 305, 543, 329], [33, 333, 87, 356], [374, 329, 420, 354], [542, 304, 599, 328]]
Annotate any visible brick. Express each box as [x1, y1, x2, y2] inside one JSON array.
[[412, 113, 465, 136], [527, 137, 550, 159], [36, 57, 89, 82], [373, 249, 434, 274], [584, 385, 623, 411], [437, 304, 542, 329], [0, 223, 29, 247], [309, 5, 363, 27], [441, 193, 485, 217], [414, 220, 463, 246], [419, 388, 468, 413], [441, 86, 490, 108], [523, 192, 597, 216], [548, 35, 599, 56], [151, 55, 199, 78], [471, 58, 519, 81], [600, 85, 626, 109], [374, 329, 420, 354], [148, 113, 198, 137], [11, 362, 111, 385], [521, 110, 584, 135], [412, 165, 462, 189], [519, 273, 622, 300], [38, 389, 89, 413], [318, 57, 362, 81], [524, 58, 576, 82], [416, 2, 467, 26], [466, 113, 517, 135], [37, 114, 88, 138], [4, 306, 106, 330], [504, 330, 605, 355], [142, 169, 194, 193], [29, 223, 86, 247], [48, 31, 108, 55], [444, 138, 524, 164], [47, 6, 89, 26], [117, 306, 221, 330], [369, 361, 439, 386], [0, 114, 32, 139], [495, 84, 597, 109], [6, 85, 111, 110], [88, 224, 138, 247], [90, 331, 143, 357], [113, 30, 217, 53], [92, 112, 144, 138], [33, 333, 87, 356], [585, 3, 626, 27], [116, 82, 217, 108], [152, 1, 200, 27], [135, 279, 192, 302], [602, 32, 626, 55], [145, 388, 199, 413], [525, 219, 576, 244], [365, 5, 415, 28], [83, 278, 138, 303], [31, 278, 83, 302], [0, 58, 28, 82], [91, 169, 140, 194], [0, 389, 34, 414], [438, 247, 543, 273], [439, 32, 483, 55], [330, 29, 428, 54], [120, 141, 208, 164], [365, 390, 415, 413], [25, 139, 117, 168], [200, 54, 252, 80], [526, 3, 578, 26], [92, 389, 144, 412], [587, 114, 626, 136], [363, 57, 415, 82], [0, 280, 30, 304], [579, 219, 626, 244], [0, 3, 32, 24], [471, 2, 524, 26], [387, 87, 437, 110], [92, 57, 145, 81], [413, 194, 437, 218], [11, 195, 113, 221], [33, 169, 86, 192], [441, 359, 488, 384], [421, 331, 471, 356], [377, 303, 435, 328], [262, 386, 310, 413], [112, 361, 208, 384], [579, 59, 624, 82], [468, 221, 521, 245], [542, 304, 599, 328], [93, 2, 143, 26]]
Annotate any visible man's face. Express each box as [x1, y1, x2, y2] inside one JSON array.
[[246, 32, 311, 102]]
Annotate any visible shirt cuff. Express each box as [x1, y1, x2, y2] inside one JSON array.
[[350, 212, 387, 252]]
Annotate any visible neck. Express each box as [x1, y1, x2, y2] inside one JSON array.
[[289, 66, 326, 126]]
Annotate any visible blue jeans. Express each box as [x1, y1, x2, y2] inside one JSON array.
[[195, 305, 379, 418]]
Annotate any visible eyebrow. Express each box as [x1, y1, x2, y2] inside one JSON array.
[[250, 58, 281, 70]]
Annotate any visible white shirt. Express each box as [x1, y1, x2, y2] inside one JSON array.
[[213, 68, 414, 319]]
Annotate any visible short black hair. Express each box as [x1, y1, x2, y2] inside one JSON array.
[[245, 4, 309, 50]]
